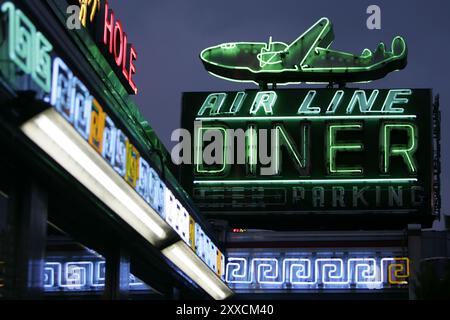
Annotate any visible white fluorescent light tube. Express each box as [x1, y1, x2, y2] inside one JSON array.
[[162, 241, 233, 300], [21, 109, 174, 247]]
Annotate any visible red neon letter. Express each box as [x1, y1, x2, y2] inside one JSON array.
[[103, 0, 114, 54], [128, 45, 138, 94], [122, 32, 129, 81], [113, 20, 124, 66]]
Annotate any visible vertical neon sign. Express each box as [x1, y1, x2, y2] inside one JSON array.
[[102, 0, 138, 94]]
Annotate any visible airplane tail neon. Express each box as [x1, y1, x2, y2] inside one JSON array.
[[200, 17, 407, 87]]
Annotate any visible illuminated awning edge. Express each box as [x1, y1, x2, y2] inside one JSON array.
[[162, 241, 234, 300]]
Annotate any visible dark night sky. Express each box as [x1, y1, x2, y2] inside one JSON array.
[[108, 0, 450, 228]]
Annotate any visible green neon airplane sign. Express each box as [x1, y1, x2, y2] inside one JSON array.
[[200, 17, 407, 87]]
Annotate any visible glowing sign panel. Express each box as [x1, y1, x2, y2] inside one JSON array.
[[0, 1, 224, 279], [71, 0, 138, 94], [180, 89, 433, 223], [44, 258, 150, 292], [1, 1, 53, 93], [226, 250, 409, 291], [48, 56, 224, 278]]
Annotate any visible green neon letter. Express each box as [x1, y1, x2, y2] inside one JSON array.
[[274, 124, 309, 176], [381, 123, 417, 174], [346, 90, 379, 113], [327, 123, 363, 175], [197, 93, 227, 116], [246, 124, 258, 175], [382, 89, 411, 113], [194, 124, 228, 174], [326, 90, 344, 114], [250, 91, 277, 115], [228, 91, 247, 114], [298, 90, 321, 114]]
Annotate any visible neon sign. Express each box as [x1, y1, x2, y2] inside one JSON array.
[[0, 0, 224, 280], [180, 89, 433, 220], [200, 17, 407, 87], [73, 0, 138, 94], [225, 250, 410, 290], [78, 0, 100, 28], [1, 1, 53, 93], [102, 0, 138, 94], [44, 258, 149, 292], [49, 56, 224, 278]]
